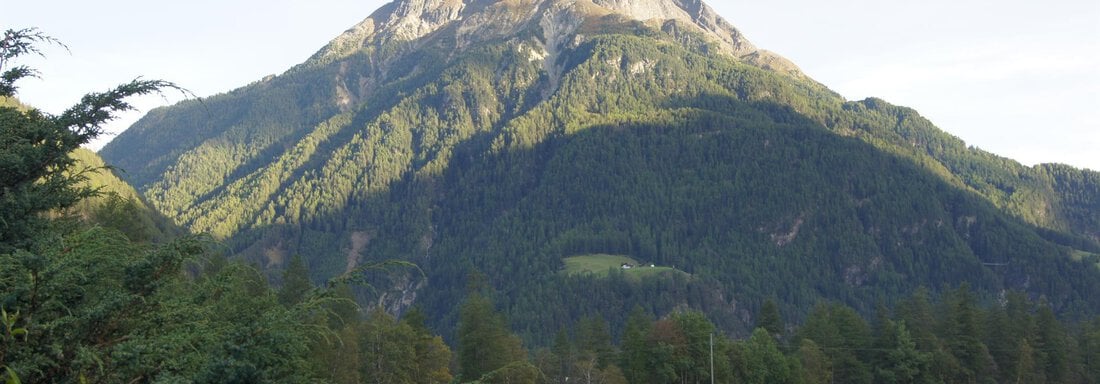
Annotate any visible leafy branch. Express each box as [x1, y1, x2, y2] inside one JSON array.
[[0, 27, 68, 97], [0, 307, 26, 384]]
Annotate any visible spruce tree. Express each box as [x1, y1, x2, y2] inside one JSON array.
[[942, 285, 996, 382]]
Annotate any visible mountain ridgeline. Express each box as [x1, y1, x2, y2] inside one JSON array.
[[100, 0, 1100, 341]]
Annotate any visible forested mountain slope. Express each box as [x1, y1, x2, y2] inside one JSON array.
[[99, 0, 1100, 341], [66, 148, 180, 242]]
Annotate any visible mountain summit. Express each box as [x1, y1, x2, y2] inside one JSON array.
[[307, 0, 797, 73], [102, 0, 1100, 339]]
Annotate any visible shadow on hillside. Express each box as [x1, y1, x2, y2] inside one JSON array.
[[229, 94, 1100, 342]]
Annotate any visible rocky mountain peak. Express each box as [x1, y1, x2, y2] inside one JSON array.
[[306, 0, 800, 75]]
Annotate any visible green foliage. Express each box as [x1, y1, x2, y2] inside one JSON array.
[[757, 299, 783, 338], [738, 328, 797, 384], [1, 28, 175, 253], [619, 306, 652, 384], [1, 26, 459, 383], [96, 4, 1100, 352], [457, 292, 529, 382], [278, 254, 312, 305], [607, 289, 1099, 383], [16, 19, 1098, 383], [67, 148, 177, 242], [0, 308, 26, 384], [359, 309, 453, 384], [873, 321, 932, 383], [1, 28, 66, 97], [0, 103, 96, 252], [615, 310, 727, 383], [796, 339, 832, 384], [533, 314, 629, 384], [941, 285, 996, 382], [0, 227, 201, 381], [797, 304, 874, 383], [576, 315, 615, 368]]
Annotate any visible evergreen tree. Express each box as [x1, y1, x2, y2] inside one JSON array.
[[404, 308, 454, 384], [757, 298, 783, 339], [1014, 339, 1044, 384], [0, 28, 173, 253], [942, 285, 996, 382], [740, 327, 796, 384], [647, 318, 687, 383], [796, 339, 833, 384], [1082, 319, 1100, 384], [359, 309, 418, 383], [314, 325, 361, 384], [278, 254, 312, 306], [672, 311, 720, 384], [456, 292, 528, 382], [576, 315, 614, 368], [551, 328, 574, 383], [874, 321, 931, 384], [1035, 302, 1070, 383], [618, 306, 652, 384], [798, 304, 873, 384]]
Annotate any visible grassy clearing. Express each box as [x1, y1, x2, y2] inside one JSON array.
[[1072, 250, 1100, 269], [561, 254, 685, 278]]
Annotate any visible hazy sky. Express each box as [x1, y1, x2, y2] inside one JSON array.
[[4, 0, 1098, 171]]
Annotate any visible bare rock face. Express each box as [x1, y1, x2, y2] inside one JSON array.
[[307, 0, 799, 75], [384, 0, 467, 41], [585, 0, 754, 54]]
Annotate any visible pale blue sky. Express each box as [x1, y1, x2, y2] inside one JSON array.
[[4, 0, 1098, 170]]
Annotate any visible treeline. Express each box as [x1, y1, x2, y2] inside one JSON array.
[[0, 218, 454, 382], [481, 286, 1100, 384], [1, 143, 455, 382]]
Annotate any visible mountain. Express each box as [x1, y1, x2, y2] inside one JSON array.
[[66, 148, 180, 243], [100, 0, 1100, 340]]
